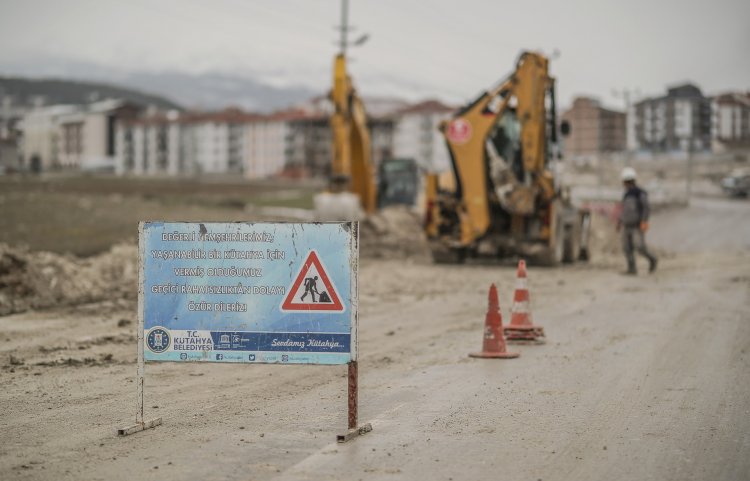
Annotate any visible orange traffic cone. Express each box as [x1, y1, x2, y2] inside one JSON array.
[[469, 284, 519, 359], [504, 259, 545, 343]]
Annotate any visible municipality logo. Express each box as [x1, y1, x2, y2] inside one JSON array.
[[146, 327, 171, 353]]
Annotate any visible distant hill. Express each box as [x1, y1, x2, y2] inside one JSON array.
[[0, 57, 319, 112], [0, 77, 182, 110], [115, 70, 317, 112]]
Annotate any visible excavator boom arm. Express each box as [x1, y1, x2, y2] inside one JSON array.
[[441, 81, 514, 241], [437, 51, 556, 244], [328, 54, 376, 214]]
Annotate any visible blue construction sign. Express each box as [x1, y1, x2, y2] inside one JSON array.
[[140, 222, 358, 365]]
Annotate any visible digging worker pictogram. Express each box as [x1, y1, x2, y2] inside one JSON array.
[[617, 167, 658, 275], [300, 275, 320, 302]]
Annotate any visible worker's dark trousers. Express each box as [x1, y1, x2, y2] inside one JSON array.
[[622, 226, 656, 272]]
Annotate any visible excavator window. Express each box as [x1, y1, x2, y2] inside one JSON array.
[[488, 110, 523, 184]]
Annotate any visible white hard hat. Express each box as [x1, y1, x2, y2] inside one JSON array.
[[621, 167, 637, 181]]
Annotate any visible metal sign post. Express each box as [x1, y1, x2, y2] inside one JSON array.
[[337, 360, 372, 443], [338, 226, 371, 443], [118, 226, 162, 436]]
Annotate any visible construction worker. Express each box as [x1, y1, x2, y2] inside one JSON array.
[[617, 167, 658, 275]]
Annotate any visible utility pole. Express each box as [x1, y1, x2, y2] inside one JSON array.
[[338, 0, 349, 56], [686, 137, 694, 205], [336, 0, 368, 56], [612, 87, 640, 166]]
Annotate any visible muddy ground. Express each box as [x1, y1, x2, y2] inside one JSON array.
[[1, 173, 749, 480]]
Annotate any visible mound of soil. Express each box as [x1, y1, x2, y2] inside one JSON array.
[[0, 243, 138, 316], [360, 206, 430, 260]]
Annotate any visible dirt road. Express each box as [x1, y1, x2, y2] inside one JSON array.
[[1, 198, 749, 480]]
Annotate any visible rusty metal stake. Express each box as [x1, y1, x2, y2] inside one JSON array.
[[348, 360, 358, 429], [337, 361, 372, 443]]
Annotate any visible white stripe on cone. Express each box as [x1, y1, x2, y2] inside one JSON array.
[[512, 301, 529, 313]]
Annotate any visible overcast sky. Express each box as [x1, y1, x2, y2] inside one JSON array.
[[1, 0, 748, 109]]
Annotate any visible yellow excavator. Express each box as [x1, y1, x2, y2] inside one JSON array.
[[313, 53, 377, 220], [424, 51, 590, 264], [317, 0, 421, 219]]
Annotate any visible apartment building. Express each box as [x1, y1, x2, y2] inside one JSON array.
[[117, 108, 261, 176], [633, 83, 711, 153], [0, 95, 26, 141], [245, 115, 290, 179], [21, 100, 140, 171], [187, 109, 256, 174], [0, 138, 20, 172], [711, 92, 750, 150], [117, 108, 290, 179], [285, 96, 400, 177], [21, 104, 78, 171], [392, 99, 454, 172], [115, 98, 445, 179], [117, 111, 181, 175], [58, 99, 141, 170], [561, 97, 626, 158], [272, 109, 328, 177]]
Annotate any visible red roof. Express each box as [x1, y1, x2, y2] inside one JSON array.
[[398, 99, 455, 115], [714, 92, 750, 107], [180, 108, 265, 124], [125, 108, 266, 126], [125, 113, 172, 126], [266, 108, 326, 122]]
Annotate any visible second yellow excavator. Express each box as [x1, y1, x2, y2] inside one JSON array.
[[424, 51, 590, 264], [313, 52, 377, 220]]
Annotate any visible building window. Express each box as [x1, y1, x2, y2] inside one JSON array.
[[107, 114, 116, 156]]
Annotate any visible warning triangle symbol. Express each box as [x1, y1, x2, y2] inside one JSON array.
[[280, 250, 345, 312]]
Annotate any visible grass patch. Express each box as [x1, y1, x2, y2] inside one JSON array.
[[0, 174, 321, 256]]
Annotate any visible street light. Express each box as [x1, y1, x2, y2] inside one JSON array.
[[337, 0, 370, 56], [353, 34, 369, 47], [612, 87, 641, 164]]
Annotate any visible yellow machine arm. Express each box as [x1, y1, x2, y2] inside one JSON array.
[[437, 51, 556, 244], [329, 54, 377, 214]]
